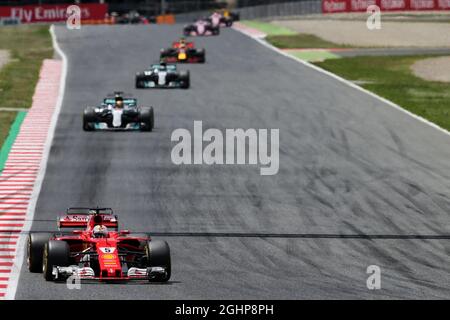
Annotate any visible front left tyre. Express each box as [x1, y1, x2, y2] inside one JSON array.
[[43, 240, 70, 281], [83, 107, 96, 131], [136, 74, 145, 89]]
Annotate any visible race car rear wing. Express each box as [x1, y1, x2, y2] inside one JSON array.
[[58, 208, 118, 229], [58, 214, 119, 229], [172, 41, 194, 48], [66, 207, 114, 215]]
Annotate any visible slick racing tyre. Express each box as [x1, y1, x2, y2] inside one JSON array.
[[43, 240, 70, 281], [179, 71, 190, 89], [198, 49, 206, 63], [146, 240, 171, 282], [135, 75, 145, 89], [27, 233, 53, 273], [83, 107, 96, 131], [139, 107, 154, 132], [160, 48, 171, 61]]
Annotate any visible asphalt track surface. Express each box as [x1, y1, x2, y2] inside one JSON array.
[[16, 25, 450, 299]]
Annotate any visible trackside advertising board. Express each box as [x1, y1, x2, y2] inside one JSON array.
[[323, 0, 450, 13], [0, 3, 108, 23]]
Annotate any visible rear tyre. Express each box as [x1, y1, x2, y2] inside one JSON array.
[[83, 107, 96, 131], [139, 107, 154, 132], [27, 233, 53, 273], [160, 49, 168, 62], [43, 240, 70, 281], [198, 49, 206, 63], [146, 240, 171, 282]]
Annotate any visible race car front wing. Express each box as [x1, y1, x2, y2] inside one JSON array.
[[53, 265, 167, 281], [138, 80, 184, 88]]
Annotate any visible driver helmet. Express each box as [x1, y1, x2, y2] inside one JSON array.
[[93, 225, 108, 238], [115, 96, 124, 108]]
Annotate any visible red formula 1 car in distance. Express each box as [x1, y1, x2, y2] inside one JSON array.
[[160, 38, 205, 63], [26, 207, 171, 283]]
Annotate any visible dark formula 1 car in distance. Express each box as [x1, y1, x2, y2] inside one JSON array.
[[183, 19, 219, 36], [160, 39, 205, 63], [222, 10, 240, 22], [110, 10, 149, 24], [83, 92, 154, 131], [136, 63, 190, 89], [27, 207, 171, 282]]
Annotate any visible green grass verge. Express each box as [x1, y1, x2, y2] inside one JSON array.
[[315, 55, 450, 131], [291, 50, 341, 62], [240, 20, 296, 36], [266, 34, 352, 49], [0, 111, 26, 172], [0, 25, 53, 109], [0, 112, 18, 157], [0, 25, 52, 151], [241, 20, 351, 49]]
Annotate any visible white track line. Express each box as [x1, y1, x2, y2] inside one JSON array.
[[232, 26, 450, 138], [4, 25, 67, 300]]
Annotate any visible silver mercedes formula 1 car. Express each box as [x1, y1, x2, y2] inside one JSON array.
[[135, 62, 190, 89], [83, 92, 154, 131]]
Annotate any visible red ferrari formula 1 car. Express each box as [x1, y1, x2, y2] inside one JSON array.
[[27, 207, 171, 282], [160, 39, 205, 63]]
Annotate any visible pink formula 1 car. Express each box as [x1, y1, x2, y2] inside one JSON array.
[[183, 19, 220, 36]]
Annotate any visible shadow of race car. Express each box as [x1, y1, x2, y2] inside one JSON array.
[[83, 92, 154, 131], [160, 39, 205, 63], [27, 207, 171, 282], [136, 63, 190, 89]]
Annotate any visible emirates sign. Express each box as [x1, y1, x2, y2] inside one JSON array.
[[0, 3, 108, 23]]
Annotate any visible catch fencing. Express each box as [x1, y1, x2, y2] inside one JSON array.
[[175, 0, 322, 22]]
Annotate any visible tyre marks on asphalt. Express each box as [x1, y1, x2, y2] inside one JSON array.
[[0, 59, 62, 299]]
